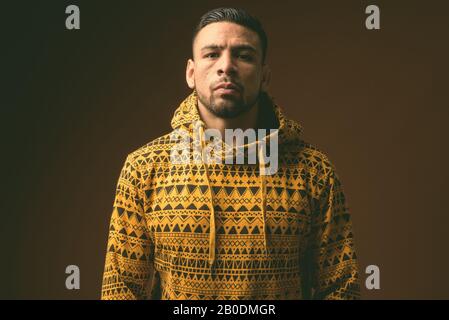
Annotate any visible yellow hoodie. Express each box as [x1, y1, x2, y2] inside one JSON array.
[[101, 91, 360, 300]]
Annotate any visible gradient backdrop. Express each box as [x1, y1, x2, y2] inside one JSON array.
[[2, 0, 449, 299]]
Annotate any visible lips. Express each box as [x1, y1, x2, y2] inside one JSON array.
[[214, 82, 241, 93]]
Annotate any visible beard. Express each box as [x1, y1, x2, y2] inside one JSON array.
[[197, 85, 260, 119]]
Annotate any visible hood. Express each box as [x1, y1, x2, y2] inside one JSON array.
[[170, 90, 303, 270]]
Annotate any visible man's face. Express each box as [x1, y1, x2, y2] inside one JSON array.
[[186, 22, 270, 119]]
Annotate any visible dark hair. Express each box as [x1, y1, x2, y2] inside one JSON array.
[[192, 7, 268, 63]]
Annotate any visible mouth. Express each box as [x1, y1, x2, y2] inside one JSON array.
[[214, 82, 241, 96]]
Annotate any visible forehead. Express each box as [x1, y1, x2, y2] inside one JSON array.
[[193, 21, 261, 51]]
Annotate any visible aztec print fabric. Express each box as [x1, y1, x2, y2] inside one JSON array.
[[101, 91, 360, 300]]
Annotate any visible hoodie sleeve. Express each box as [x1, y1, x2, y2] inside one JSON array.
[[101, 155, 154, 300], [307, 167, 361, 300]]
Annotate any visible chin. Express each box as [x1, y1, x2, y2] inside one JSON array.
[[216, 100, 241, 111], [215, 94, 241, 105]]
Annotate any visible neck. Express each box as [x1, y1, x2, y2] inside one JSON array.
[[197, 93, 277, 142], [197, 100, 260, 140]]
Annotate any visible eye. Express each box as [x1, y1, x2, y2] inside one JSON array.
[[205, 52, 219, 58], [238, 53, 254, 61]]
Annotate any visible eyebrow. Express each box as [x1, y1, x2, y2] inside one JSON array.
[[200, 44, 258, 53]]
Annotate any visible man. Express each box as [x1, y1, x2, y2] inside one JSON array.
[[101, 7, 360, 300]]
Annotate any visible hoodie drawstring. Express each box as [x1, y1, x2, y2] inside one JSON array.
[[198, 124, 269, 270], [198, 125, 216, 268], [258, 144, 269, 257]]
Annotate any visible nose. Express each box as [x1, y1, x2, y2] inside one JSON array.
[[217, 51, 237, 77]]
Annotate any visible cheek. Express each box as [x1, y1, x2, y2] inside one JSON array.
[[244, 71, 262, 92], [195, 66, 213, 88]]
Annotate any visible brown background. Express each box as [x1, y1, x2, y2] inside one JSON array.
[[2, 0, 448, 299]]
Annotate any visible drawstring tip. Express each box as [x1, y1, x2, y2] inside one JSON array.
[[209, 251, 215, 267], [208, 257, 215, 270]]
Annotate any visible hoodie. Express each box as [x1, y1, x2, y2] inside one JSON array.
[[101, 91, 360, 300]]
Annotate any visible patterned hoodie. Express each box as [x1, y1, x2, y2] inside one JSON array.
[[101, 91, 360, 300]]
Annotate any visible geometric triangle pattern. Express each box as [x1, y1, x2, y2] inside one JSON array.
[[101, 92, 360, 300]]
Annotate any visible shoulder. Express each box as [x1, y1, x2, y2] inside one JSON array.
[[284, 138, 337, 179], [124, 131, 176, 170], [301, 140, 336, 175], [295, 140, 349, 203]]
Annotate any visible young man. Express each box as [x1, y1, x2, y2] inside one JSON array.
[[101, 7, 360, 300]]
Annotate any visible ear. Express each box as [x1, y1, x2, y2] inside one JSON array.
[[260, 64, 271, 92], [186, 58, 195, 89]]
